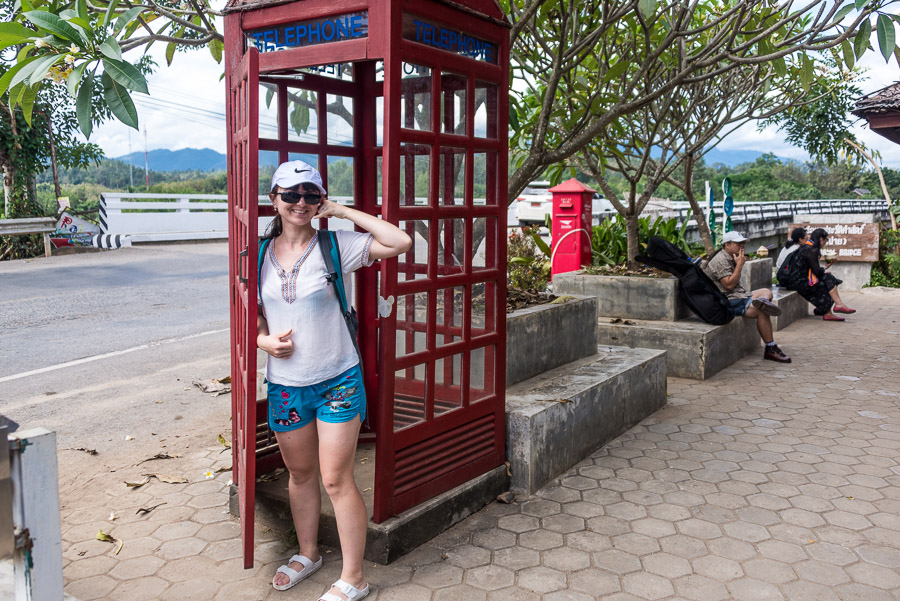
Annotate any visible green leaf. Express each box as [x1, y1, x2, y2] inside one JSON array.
[[76, 0, 88, 20], [104, 0, 121, 27], [22, 11, 83, 45], [67, 16, 91, 29], [841, 38, 855, 69], [25, 53, 63, 86], [0, 56, 37, 98], [773, 56, 786, 77], [833, 2, 856, 24], [208, 38, 223, 63], [800, 54, 813, 91], [20, 83, 37, 124], [876, 14, 896, 61], [99, 36, 122, 60], [76, 71, 93, 137], [165, 41, 176, 66], [114, 7, 144, 34], [0, 22, 36, 42], [854, 18, 871, 60], [638, 0, 657, 19], [66, 60, 86, 97], [7, 56, 46, 94], [102, 70, 139, 130], [102, 58, 148, 93], [854, 0, 867, 8], [603, 59, 629, 83]]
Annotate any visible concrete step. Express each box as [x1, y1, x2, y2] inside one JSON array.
[[506, 345, 667, 494], [771, 287, 809, 331], [597, 316, 759, 380]]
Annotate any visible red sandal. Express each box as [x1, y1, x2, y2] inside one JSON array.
[[823, 314, 845, 322], [833, 306, 856, 314]]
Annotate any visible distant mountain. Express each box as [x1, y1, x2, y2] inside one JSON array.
[[703, 148, 795, 167], [112, 148, 352, 173], [113, 148, 227, 172]]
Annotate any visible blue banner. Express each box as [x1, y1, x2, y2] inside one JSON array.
[[246, 12, 368, 54]]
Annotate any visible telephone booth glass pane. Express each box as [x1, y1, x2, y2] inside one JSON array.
[[440, 147, 466, 206], [400, 144, 430, 206], [288, 153, 318, 169], [441, 72, 467, 135], [436, 286, 464, 347], [301, 62, 354, 81], [470, 345, 496, 403], [434, 353, 462, 415], [259, 151, 278, 194], [401, 64, 432, 131], [287, 89, 318, 143], [327, 94, 354, 146], [437, 219, 465, 277], [397, 220, 429, 281], [396, 291, 429, 357], [474, 80, 498, 139], [259, 83, 279, 138], [375, 96, 385, 147], [472, 217, 497, 271], [326, 157, 354, 204], [473, 152, 497, 206], [394, 366, 426, 430]]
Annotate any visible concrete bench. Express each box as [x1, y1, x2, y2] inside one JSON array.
[[506, 345, 667, 494], [771, 287, 809, 331], [0, 217, 56, 258], [596, 316, 760, 380]]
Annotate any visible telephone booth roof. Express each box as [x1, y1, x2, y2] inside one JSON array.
[[223, 0, 509, 25]]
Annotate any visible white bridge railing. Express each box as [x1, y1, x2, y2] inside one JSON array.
[[99, 193, 890, 243]]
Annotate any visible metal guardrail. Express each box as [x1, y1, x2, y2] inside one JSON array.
[[0, 217, 57, 257], [648, 199, 889, 224]]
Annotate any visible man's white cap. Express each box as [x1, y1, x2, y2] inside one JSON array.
[[270, 160, 327, 196], [722, 231, 749, 244]]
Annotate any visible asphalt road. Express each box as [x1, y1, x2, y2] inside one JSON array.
[[0, 243, 234, 450]]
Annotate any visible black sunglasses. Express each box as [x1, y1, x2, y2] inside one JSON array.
[[280, 191, 322, 205]]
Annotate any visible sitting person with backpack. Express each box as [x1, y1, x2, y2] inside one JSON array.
[[776, 227, 855, 322], [703, 231, 791, 363]]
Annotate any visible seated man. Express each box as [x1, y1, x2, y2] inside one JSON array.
[[704, 231, 792, 363]]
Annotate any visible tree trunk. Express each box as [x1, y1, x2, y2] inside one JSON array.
[[2, 164, 14, 219], [682, 163, 714, 256], [625, 212, 640, 269]]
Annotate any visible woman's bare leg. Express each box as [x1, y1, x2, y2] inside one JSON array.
[[272, 424, 321, 587]]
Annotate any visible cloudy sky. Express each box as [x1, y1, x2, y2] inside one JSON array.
[[90, 27, 900, 168]]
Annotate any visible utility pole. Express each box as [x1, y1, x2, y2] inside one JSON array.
[[143, 125, 150, 190]]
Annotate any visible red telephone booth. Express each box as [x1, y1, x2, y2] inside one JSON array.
[[549, 179, 593, 279], [223, 0, 509, 568]]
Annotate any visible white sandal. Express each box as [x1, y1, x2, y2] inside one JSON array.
[[317, 579, 370, 601], [272, 554, 323, 591]]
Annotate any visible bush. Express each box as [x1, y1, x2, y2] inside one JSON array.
[[591, 214, 703, 266], [870, 225, 900, 288], [507, 229, 550, 292]]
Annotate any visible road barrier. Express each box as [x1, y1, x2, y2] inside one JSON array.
[[0, 217, 56, 257]]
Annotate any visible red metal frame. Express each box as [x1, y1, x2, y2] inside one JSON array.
[[225, 0, 509, 566]]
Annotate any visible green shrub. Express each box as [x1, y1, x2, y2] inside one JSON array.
[[507, 228, 550, 292], [870, 225, 900, 288], [591, 213, 703, 266]]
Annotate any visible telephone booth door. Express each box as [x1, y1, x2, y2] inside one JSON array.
[[224, 0, 509, 567]]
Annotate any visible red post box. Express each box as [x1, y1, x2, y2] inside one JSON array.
[[549, 178, 594, 279]]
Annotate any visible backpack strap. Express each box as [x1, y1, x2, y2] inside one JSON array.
[[318, 230, 362, 365], [257, 238, 272, 303]]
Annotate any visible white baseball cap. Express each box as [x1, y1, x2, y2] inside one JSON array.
[[722, 231, 749, 244], [270, 160, 327, 196]]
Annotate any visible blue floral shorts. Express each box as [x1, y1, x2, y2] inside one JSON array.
[[267, 365, 366, 432]]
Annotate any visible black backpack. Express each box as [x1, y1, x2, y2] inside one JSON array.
[[636, 237, 736, 325]]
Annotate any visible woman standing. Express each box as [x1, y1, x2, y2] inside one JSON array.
[[779, 228, 855, 321], [258, 161, 411, 600]]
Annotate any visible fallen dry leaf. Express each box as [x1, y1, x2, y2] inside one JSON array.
[[138, 453, 182, 464], [125, 476, 151, 488], [257, 467, 285, 482], [214, 465, 232, 473], [193, 379, 231, 396], [144, 473, 188, 484], [217, 434, 232, 449], [66, 447, 98, 455], [96, 529, 123, 555], [135, 502, 167, 516]]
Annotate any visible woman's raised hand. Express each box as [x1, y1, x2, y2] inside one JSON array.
[[314, 198, 349, 220], [258, 328, 294, 358]]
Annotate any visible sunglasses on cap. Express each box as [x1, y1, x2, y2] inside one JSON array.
[[279, 191, 322, 205]]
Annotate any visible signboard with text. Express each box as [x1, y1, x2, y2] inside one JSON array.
[[788, 222, 880, 262], [246, 12, 368, 54], [402, 14, 498, 64]]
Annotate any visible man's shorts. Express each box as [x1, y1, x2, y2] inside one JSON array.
[[267, 365, 366, 432], [729, 296, 753, 317]]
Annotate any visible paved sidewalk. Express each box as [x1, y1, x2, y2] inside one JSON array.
[[53, 290, 900, 600]]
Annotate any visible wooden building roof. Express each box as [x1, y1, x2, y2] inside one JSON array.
[[852, 82, 900, 145]]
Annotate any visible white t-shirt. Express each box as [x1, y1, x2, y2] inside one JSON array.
[[259, 229, 374, 387], [775, 244, 799, 270]]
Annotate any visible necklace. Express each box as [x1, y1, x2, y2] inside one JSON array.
[[269, 235, 318, 303]]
